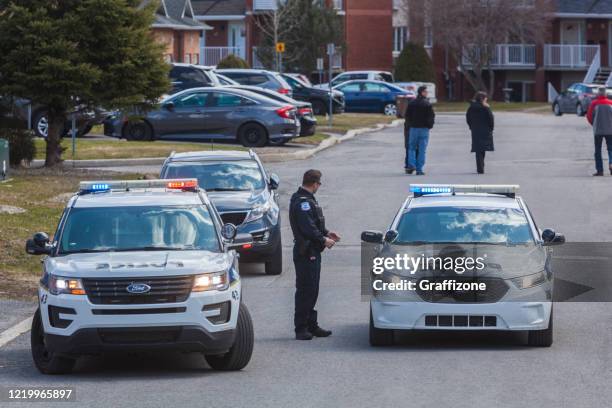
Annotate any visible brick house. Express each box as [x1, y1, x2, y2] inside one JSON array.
[[191, 0, 393, 74], [148, 0, 211, 64], [401, 0, 612, 102]]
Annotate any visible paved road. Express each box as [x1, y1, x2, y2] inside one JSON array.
[[1, 112, 611, 408]]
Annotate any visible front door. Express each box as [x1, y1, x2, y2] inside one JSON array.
[[228, 22, 245, 59], [561, 20, 586, 65]]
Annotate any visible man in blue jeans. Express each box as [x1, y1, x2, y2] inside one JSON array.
[[405, 86, 435, 175]]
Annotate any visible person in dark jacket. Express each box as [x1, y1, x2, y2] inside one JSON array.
[[586, 87, 612, 176], [403, 101, 418, 172], [405, 86, 435, 175], [466, 91, 495, 174]]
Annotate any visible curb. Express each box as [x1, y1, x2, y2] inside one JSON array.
[[30, 120, 402, 168]]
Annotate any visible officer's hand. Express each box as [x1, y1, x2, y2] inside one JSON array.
[[328, 231, 341, 242], [324, 237, 336, 249]]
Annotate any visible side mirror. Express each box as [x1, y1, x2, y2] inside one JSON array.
[[163, 101, 175, 111], [269, 173, 280, 190], [384, 230, 398, 243], [542, 229, 565, 246], [361, 230, 384, 244], [227, 233, 253, 250], [26, 232, 52, 255], [221, 223, 237, 241]]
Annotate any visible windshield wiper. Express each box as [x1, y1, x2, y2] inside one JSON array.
[[112, 245, 194, 252]]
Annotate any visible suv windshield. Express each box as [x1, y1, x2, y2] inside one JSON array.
[[164, 160, 265, 191], [395, 206, 534, 245], [59, 206, 220, 254]]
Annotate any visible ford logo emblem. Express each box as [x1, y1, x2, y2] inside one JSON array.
[[126, 283, 151, 294]]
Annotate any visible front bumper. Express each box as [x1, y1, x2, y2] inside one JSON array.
[[371, 298, 552, 331], [236, 216, 281, 261]]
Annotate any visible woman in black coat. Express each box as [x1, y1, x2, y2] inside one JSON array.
[[466, 91, 495, 174]]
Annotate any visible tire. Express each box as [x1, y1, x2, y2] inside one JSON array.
[[576, 104, 585, 117], [527, 309, 553, 347], [265, 241, 283, 275], [383, 103, 397, 116], [205, 304, 254, 371], [553, 103, 562, 116], [311, 100, 327, 116], [369, 308, 394, 347], [30, 308, 76, 375], [123, 121, 153, 141], [238, 123, 268, 148], [33, 111, 49, 138]]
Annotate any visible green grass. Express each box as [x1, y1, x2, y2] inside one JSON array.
[[292, 133, 330, 145], [434, 102, 549, 113], [34, 139, 247, 161], [0, 169, 145, 299]]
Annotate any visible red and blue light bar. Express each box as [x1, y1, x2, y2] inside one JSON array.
[[79, 179, 199, 194]]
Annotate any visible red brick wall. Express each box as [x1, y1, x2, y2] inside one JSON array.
[[206, 21, 229, 47], [344, 0, 393, 71], [586, 19, 608, 66]]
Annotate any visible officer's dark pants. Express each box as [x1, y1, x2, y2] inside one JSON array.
[[293, 247, 321, 333], [594, 134, 612, 173], [475, 151, 486, 174]]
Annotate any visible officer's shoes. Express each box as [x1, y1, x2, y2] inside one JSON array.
[[295, 330, 314, 340], [310, 327, 332, 337]]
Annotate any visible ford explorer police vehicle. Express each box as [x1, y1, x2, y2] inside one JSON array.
[[26, 179, 254, 374], [362, 184, 565, 347]]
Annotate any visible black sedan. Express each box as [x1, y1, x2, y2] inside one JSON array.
[[281, 74, 345, 115], [104, 87, 300, 147], [225, 85, 316, 138]]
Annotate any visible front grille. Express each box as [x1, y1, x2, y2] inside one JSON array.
[[82, 276, 194, 305], [220, 211, 248, 226], [98, 327, 181, 344], [416, 276, 509, 303], [425, 315, 498, 328]]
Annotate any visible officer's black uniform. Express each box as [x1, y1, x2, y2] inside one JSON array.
[[289, 187, 328, 334]]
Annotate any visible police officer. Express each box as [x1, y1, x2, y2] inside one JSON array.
[[289, 169, 340, 340]]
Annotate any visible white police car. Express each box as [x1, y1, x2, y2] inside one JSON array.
[[362, 184, 565, 347], [26, 179, 254, 374]]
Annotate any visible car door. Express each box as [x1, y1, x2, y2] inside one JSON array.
[[562, 84, 578, 112], [205, 91, 254, 140], [337, 82, 362, 112], [361, 82, 391, 112], [151, 91, 210, 139]]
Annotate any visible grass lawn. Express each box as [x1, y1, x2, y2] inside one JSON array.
[[0, 169, 146, 299], [435, 101, 549, 113], [291, 133, 329, 145], [34, 138, 246, 161], [315, 113, 396, 134]]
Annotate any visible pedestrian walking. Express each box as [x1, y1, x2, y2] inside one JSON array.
[[289, 170, 341, 340], [405, 86, 435, 175], [466, 91, 495, 174], [586, 86, 612, 176]]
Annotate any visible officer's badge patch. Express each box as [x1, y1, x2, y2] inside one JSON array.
[[301, 202, 311, 211]]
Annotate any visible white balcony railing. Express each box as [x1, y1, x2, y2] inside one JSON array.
[[543, 44, 600, 69], [253, 0, 278, 11], [462, 44, 536, 68], [201, 47, 243, 67]]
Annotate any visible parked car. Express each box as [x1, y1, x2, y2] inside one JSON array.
[[280, 73, 345, 115], [315, 70, 394, 89], [104, 87, 300, 147], [160, 150, 283, 275], [395, 81, 438, 104], [333, 80, 414, 115], [216, 73, 240, 86], [0, 96, 108, 138], [215, 69, 293, 97], [285, 73, 313, 87], [226, 85, 316, 138], [552, 83, 611, 116], [169, 63, 221, 93]]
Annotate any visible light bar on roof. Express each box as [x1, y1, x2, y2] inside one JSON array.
[[410, 184, 519, 198], [79, 179, 199, 194]]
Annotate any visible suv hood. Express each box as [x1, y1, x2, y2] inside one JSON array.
[[46, 251, 232, 279], [207, 189, 268, 212]]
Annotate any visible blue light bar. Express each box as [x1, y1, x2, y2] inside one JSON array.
[[84, 183, 110, 193], [410, 184, 519, 198], [410, 185, 453, 195]]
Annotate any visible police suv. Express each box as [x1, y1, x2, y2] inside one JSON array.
[[26, 179, 254, 374], [362, 184, 565, 347]]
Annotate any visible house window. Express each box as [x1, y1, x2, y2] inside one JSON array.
[[394, 26, 407, 53], [424, 25, 433, 48]]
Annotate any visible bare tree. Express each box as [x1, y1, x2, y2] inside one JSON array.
[[253, 1, 303, 70], [406, 0, 554, 96]]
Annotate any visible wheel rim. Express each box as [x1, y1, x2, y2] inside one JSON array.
[[37, 116, 48, 138], [384, 104, 397, 116], [245, 128, 262, 144], [130, 123, 145, 139]]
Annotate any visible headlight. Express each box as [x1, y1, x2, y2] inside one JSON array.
[[511, 271, 547, 290], [193, 271, 228, 292], [244, 200, 276, 223], [49, 275, 85, 295]]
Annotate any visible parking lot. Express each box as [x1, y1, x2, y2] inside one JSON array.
[[1, 111, 611, 408]]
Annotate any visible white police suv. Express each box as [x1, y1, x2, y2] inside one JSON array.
[[26, 179, 254, 374], [362, 184, 565, 347]]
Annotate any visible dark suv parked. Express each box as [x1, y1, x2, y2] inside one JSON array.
[[160, 150, 283, 275], [281, 74, 345, 115]]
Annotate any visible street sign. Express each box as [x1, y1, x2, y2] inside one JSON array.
[[276, 42, 286, 53], [317, 58, 324, 71], [327, 43, 335, 56]]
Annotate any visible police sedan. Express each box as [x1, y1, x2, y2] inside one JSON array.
[[361, 184, 565, 347]]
